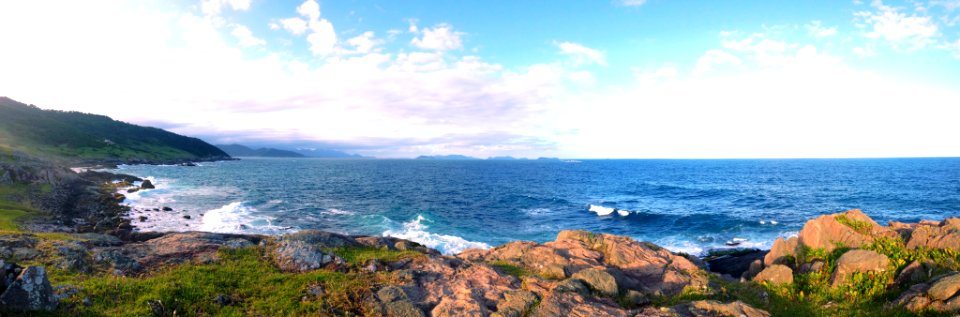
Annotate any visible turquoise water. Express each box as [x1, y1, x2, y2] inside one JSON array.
[[113, 158, 960, 255]]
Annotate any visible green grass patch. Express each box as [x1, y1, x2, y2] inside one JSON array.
[[53, 247, 381, 316], [0, 200, 39, 232], [325, 246, 424, 266], [835, 214, 873, 234], [489, 260, 532, 278]]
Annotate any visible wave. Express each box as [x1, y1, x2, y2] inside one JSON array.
[[322, 208, 357, 216], [382, 215, 490, 255], [588, 204, 630, 217], [199, 202, 294, 234]]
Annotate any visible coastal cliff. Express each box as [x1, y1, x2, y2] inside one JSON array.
[[3, 178, 960, 317]]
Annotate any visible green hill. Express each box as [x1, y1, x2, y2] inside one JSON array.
[[0, 97, 229, 163], [216, 144, 305, 158]]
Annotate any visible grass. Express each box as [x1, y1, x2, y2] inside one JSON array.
[[0, 199, 40, 233], [489, 260, 532, 278], [325, 246, 425, 266], [835, 214, 873, 234], [51, 247, 383, 317]]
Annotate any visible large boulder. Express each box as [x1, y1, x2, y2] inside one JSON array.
[[706, 249, 767, 278], [374, 286, 426, 317], [682, 300, 772, 317], [139, 179, 155, 189], [894, 272, 960, 313], [831, 249, 890, 286], [927, 273, 960, 301], [752, 264, 793, 285], [271, 240, 343, 272], [763, 236, 798, 267], [0, 266, 57, 311], [571, 268, 618, 297], [798, 209, 895, 252], [904, 218, 960, 251], [529, 291, 629, 317], [491, 290, 538, 317]]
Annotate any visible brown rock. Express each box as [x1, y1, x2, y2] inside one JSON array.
[[763, 236, 798, 267], [831, 249, 890, 286], [752, 264, 793, 285], [683, 300, 771, 317], [491, 290, 538, 317], [741, 259, 764, 280], [896, 260, 940, 285], [798, 209, 895, 252], [529, 291, 629, 317], [905, 218, 960, 251], [927, 273, 960, 301], [571, 268, 619, 297]]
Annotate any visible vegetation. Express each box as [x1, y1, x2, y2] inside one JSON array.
[[46, 247, 383, 316], [489, 260, 532, 278], [325, 246, 424, 266], [0, 97, 228, 162], [835, 214, 873, 234]]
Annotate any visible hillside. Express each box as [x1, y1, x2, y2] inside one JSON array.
[[0, 97, 229, 163], [216, 144, 305, 158]]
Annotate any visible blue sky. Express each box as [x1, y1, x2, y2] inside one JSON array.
[[1, 0, 959, 158]]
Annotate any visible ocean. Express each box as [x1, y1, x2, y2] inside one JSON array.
[[112, 158, 960, 255]]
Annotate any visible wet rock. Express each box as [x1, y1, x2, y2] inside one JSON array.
[[271, 240, 343, 272], [0, 266, 57, 311], [752, 264, 793, 285], [138, 216, 148, 222], [182, 215, 191, 219], [571, 267, 618, 297], [161, 207, 173, 212], [831, 249, 890, 286], [140, 179, 155, 189], [705, 248, 766, 278], [764, 236, 798, 267]]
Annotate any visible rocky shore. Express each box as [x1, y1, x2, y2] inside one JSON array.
[[2, 163, 960, 315]]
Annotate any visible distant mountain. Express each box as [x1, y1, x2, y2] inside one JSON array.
[[0, 97, 229, 163], [216, 144, 305, 158], [292, 147, 364, 158], [415, 155, 479, 160], [488, 156, 522, 160]]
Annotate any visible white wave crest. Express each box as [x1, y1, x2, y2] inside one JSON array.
[[200, 202, 292, 234], [323, 208, 356, 216], [382, 215, 490, 255], [617, 209, 630, 216], [588, 204, 615, 216]]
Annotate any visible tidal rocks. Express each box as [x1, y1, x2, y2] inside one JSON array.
[[705, 248, 767, 278], [831, 249, 890, 286], [271, 240, 343, 272], [139, 179, 155, 189], [752, 264, 793, 285], [0, 266, 57, 311]]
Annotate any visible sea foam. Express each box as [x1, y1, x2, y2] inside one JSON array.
[[589, 204, 615, 216], [382, 215, 490, 255], [200, 202, 292, 234]]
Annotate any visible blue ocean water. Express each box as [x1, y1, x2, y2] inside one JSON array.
[[113, 158, 960, 255]]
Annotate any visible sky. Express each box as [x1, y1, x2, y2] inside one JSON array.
[[1, 0, 959, 158]]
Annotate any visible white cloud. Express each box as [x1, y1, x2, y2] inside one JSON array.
[[805, 21, 837, 38], [557, 42, 606, 66], [619, 0, 647, 6], [279, 17, 308, 35], [346, 31, 380, 54], [306, 19, 337, 55], [855, 0, 939, 49], [694, 49, 741, 74], [231, 25, 265, 47], [407, 19, 419, 33], [200, 0, 250, 16], [411, 24, 463, 51], [941, 39, 960, 57], [296, 0, 321, 22]]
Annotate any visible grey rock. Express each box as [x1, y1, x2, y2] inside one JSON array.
[[571, 268, 619, 297], [0, 266, 57, 311], [271, 240, 343, 272]]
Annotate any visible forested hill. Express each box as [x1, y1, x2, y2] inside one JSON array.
[[0, 97, 230, 163]]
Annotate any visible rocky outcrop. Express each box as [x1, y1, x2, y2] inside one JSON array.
[[894, 272, 960, 312], [830, 249, 890, 286], [901, 218, 960, 251], [0, 265, 57, 311], [763, 236, 797, 267], [752, 264, 793, 285], [798, 209, 896, 252], [271, 240, 344, 272]]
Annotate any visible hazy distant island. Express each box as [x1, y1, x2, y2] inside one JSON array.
[[2, 96, 960, 316]]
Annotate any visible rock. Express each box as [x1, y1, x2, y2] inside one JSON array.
[[798, 260, 825, 274], [529, 291, 629, 317], [554, 278, 590, 296], [752, 264, 793, 285], [705, 248, 767, 278], [927, 273, 960, 301], [764, 236, 798, 267], [93, 248, 141, 274], [623, 289, 649, 306], [213, 294, 231, 306], [831, 249, 890, 286], [741, 259, 764, 280], [681, 300, 772, 317], [896, 260, 940, 285], [0, 266, 57, 311], [224, 238, 254, 249], [571, 268, 619, 297], [182, 215, 191, 219], [161, 206, 173, 212], [271, 240, 343, 272], [376, 286, 426, 317], [283, 230, 361, 248], [52, 242, 93, 273], [798, 209, 895, 252], [492, 290, 538, 317], [140, 179, 155, 189], [73, 233, 123, 246], [126, 187, 139, 193], [905, 218, 960, 251], [893, 283, 931, 312]]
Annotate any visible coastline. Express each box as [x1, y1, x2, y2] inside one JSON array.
[[2, 161, 959, 315]]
